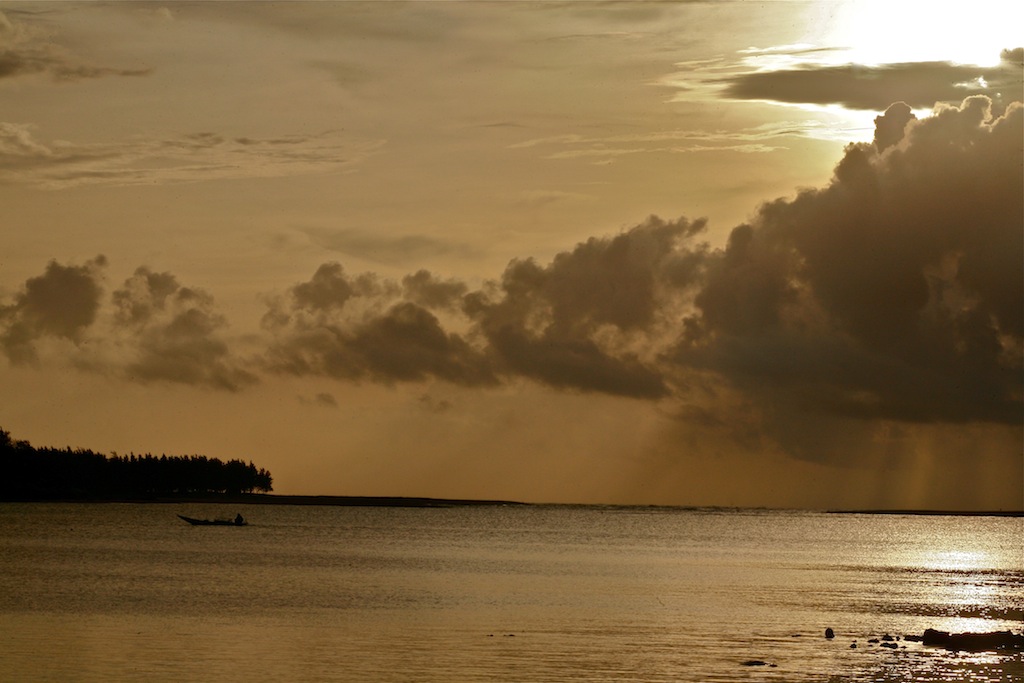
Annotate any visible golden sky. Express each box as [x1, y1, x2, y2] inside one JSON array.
[[1, 1, 1021, 509]]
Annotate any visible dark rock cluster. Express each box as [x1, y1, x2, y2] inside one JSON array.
[[741, 627, 1023, 669], [913, 628, 1024, 651], [825, 627, 1024, 652]]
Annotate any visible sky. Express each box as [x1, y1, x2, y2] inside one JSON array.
[[1, 1, 1021, 510]]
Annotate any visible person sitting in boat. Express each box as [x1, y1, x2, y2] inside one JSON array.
[[234, 513, 244, 525]]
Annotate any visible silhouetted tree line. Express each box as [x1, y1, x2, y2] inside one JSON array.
[[0, 427, 273, 500]]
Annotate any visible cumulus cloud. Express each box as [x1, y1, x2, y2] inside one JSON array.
[[0, 260, 255, 390], [111, 267, 257, 391], [261, 96, 1022, 462], [261, 95, 1022, 436], [717, 48, 1024, 110], [872, 102, 917, 152], [263, 219, 710, 398], [402, 270, 468, 311], [262, 264, 495, 387], [676, 96, 1022, 449], [0, 256, 106, 364], [463, 216, 708, 398]]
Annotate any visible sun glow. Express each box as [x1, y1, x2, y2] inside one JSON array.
[[807, 0, 1023, 67], [920, 549, 992, 573]]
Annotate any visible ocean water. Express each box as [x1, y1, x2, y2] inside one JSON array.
[[0, 503, 1020, 682]]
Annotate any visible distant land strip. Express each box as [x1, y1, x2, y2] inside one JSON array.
[[8, 493, 1021, 516], [139, 493, 526, 508], [827, 509, 1024, 518]]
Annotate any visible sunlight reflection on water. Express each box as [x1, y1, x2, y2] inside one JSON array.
[[921, 549, 993, 572], [0, 504, 1020, 682]]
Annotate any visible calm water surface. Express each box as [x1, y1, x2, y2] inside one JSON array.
[[0, 504, 1021, 682]]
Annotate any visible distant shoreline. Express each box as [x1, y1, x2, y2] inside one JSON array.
[[826, 508, 1023, 518], [1, 493, 529, 508], [2, 493, 1021, 516], [194, 494, 531, 508]]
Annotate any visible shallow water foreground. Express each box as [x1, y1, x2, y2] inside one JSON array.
[[1, 504, 1021, 682]]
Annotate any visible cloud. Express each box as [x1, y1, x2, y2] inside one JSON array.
[[261, 94, 1016, 458], [462, 216, 708, 398], [304, 227, 480, 265], [0, 256, 106, 364], [509, 123, 803, 163], [111, 268, 257, 391], [0, 9, 150, 83], [402, 270, 468, 311], [515, 189, 595, 208], [418, 393, 452, 413], [112, 266, 180, 326], [0, 122, 52, 158], [677, 96, 1022, 441], [262, 265, 496, 387], [172, 1, 456, 44], [116, 92, 1023, 432], [298, 392, 338, 408], [0, 260, 256, 390], [287, 262, 361, 314], [0, 126, 384, 189], [264, 302, 497, 387], [872, 102, 917, 152], [4, 95, 1020, 468], [717, 49, 1024, 110], [263, 221, 697, 397]]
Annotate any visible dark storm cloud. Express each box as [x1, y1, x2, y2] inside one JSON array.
[[462, 216, 708, 398], [0, 256, 106, 364], [476, 216, 707, 336], [477, 325, 667, 398], [264, 302, 496, 387], [346, 303, 495, 386], [719, 48, 1024, 110], [111, 268, 257, 392], [402, 270, 468, 310], [263, 266, 495, 387], [678, 96, 1023, 429], [265, 218, 710, 398], [265, 95, 1023, 426], [289, 262, 358, 313]]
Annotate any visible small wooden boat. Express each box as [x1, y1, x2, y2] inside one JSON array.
[[177, 514, 247, 527]]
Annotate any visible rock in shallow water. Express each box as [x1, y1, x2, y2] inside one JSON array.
[[919, 629, 1024, 651]]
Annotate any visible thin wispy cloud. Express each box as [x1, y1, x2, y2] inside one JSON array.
[[660, 39, 1023, 116], [717, 48, 1024, 110], [0, 9, 150, 82], [508, 123, 811, 163], [304, 228, 483, 266], [0, 126, 385, 189]]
